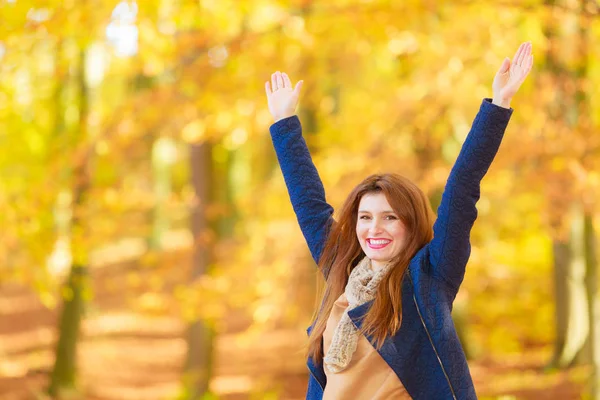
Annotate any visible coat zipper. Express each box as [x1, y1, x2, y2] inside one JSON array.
[[409, 273, 457, 399]]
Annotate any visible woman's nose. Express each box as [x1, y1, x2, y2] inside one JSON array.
[[368, 219, 384, 233]]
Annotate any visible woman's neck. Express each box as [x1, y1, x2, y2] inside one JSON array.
[[370, 260, 387, 272]]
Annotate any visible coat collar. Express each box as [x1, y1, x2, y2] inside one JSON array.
[[307, 299, 399, 390], [348, 300, 398, 358]]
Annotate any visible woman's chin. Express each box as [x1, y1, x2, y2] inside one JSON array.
[[362, 247, 396, 263], [367, 254, 392, 263]]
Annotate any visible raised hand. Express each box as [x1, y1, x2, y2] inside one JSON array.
[[492, 42, 533, 108], [265, 71, 304, 123]]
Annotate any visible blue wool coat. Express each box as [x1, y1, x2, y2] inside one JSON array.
[[269, 99, 513, 399]]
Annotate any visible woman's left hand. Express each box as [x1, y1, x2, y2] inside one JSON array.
[[492, 41, 533, 108]]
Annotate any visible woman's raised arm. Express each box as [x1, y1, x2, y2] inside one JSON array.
[[428, 42, 533, 293], [266, 71, 335, 265]]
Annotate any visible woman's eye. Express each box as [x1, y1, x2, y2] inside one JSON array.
[[386, 215, 398, 220], [359, 215, 370, 220]]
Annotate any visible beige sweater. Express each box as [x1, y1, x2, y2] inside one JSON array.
[[322, 293, 413, 400]]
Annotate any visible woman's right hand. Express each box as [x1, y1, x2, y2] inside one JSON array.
[[492, 42, 533, 109], [265, 71, 304, 123]]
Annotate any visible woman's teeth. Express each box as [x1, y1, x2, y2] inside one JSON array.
[[369, 239, 389, 244]]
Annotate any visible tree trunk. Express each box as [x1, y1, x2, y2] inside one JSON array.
[[181, 142, 214, 399], [549, 238, 571, 367], [48, 47, 90, 397], [547, 204, 589, 370], [48, 265, 88, 396], [149, 137, 177, 250], [544, 0, 593, 369], [562, 204, 590, 367], [545, 0, 595, 370], [584, 214, 599, 398]]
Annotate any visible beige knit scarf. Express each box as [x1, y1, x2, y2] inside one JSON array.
[[324, 256, 391, 373]]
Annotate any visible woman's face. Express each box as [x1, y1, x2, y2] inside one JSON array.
[[356, 192, 408, 271]]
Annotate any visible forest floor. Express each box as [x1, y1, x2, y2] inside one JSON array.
[[0, 239, 588, 400]]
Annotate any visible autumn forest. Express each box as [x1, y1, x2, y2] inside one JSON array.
[[1, 0, 600, 399]]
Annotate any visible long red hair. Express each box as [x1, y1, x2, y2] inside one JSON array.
[[307, 173, 435, 362]]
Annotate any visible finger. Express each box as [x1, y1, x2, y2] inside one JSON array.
[[265, 81, 272, 96], [271, 72, 278, 90], [276, 71, 284, 90], [496, 58, 510, 75], [517, 55, 533, 85], [516, 42, 530, 66], [525, 54, 533, 76], [520, 42, 532, 66], [282, 72, 292, 89], [293, 80, 304, 97], [512, 42, 525, 66], [518, 54, 533, 80], [529, 54, 534, 70]]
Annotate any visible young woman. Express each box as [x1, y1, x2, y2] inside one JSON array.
[[265, 42, 533, 400]]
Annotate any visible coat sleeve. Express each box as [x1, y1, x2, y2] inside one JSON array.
[[428, 99, 513, 291], [270, 115, 335, 265]]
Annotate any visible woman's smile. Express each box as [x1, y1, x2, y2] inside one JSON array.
[[367, 238, 392, 249]]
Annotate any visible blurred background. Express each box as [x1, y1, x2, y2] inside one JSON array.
[[1, 0, 600, 399]]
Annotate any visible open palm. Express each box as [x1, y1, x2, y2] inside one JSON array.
[[265, 71, 304, 123], [493, 42, 533, 104]]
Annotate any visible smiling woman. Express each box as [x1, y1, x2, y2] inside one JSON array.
[[356, 184, 427, 272], [265, 42, 533, 400]]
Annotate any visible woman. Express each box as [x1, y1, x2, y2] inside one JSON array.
[[265, 42, 533, 399]]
